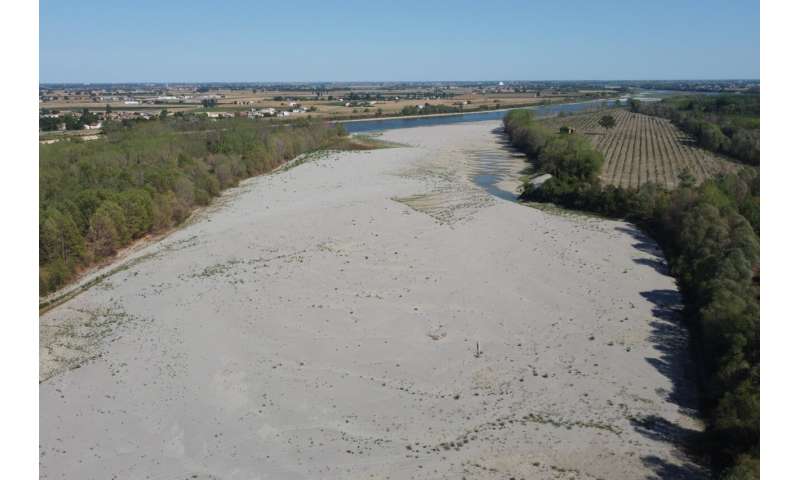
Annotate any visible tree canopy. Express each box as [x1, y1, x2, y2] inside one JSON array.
[[599, 114, 616, 129], [40, 116, 345, 294]]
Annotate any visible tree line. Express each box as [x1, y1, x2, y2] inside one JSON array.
[[39, 108, 100, 131], [629, 94, 760, 166], [504, 109, 759, 479], [40, 116, 347, 295]]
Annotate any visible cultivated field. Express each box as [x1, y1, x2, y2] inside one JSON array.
[[41, 84, 610, 121], [542, 109, 740, 188]]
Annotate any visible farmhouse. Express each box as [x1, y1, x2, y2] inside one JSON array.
[[205, 112, 234, 119]]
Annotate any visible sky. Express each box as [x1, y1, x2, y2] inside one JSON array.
[[39, 0, 760, 83]]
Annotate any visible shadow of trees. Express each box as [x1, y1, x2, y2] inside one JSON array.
[[641, 454, 709, 480], [634, 257, 669, 275], [614, 225, 709, 478], [639, 289, 700, 414], [616, 225, 665, 257]]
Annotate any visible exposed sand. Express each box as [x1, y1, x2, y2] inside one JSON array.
[[40, 121, 705, 479]]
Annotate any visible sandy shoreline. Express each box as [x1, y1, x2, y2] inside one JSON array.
[[39, 120, 705, 479]]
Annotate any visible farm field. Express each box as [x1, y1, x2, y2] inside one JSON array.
[[40, 84, 612, 121], [541, 109, 741, 188]]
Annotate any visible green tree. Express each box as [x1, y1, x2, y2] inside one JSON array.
[[538, 134, 603, 181], [87, 201, 127, 258], [599, 115, 616, 130], [678, 168, 696, 188], [79, 108, 96, 126], [698, 122, 728, 151], [40, 207, 85, 265], [118, 189, 154, 239]]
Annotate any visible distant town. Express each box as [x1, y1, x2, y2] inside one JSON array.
[[39, 79, 759, 138]]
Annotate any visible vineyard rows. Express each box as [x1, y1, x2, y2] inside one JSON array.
[[540, 109, 740, 189]]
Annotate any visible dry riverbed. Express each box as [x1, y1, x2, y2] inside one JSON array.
[[40, 121, 705, 479]]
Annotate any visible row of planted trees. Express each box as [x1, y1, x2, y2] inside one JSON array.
[[629, 94, 760, 166], [504, 109, 760, 479], [40, 116, 346, 295]]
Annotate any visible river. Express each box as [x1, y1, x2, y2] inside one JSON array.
[[343, 98, 628, 201], [342, 98, 623, 134]]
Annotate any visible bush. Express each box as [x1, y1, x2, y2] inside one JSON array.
[[538, 134, 603, 181]]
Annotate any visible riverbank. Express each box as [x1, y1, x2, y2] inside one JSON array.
[[40, 120, 704, 479], [334, 102, 542, 124], [335, 96, 619, 126]]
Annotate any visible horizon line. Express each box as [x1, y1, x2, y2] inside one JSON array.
[[39, 78, 761, 85]]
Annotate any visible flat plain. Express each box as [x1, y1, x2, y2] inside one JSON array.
[[40, 121, 705, 479]]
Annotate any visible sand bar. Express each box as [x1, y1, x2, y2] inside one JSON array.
[[40, 121, 705, 479]]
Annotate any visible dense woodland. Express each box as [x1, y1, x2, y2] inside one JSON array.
[[630, 94, 760, 166], [40, 117, 346, 295], [505, 109, 759, 478]]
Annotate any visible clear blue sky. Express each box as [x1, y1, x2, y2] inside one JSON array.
[[39, 0, 759, 82]]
